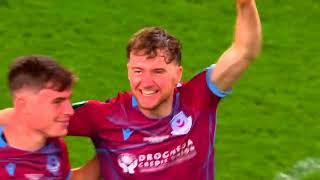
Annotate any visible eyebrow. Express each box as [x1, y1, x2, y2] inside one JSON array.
[[131, 67, 143, 70], [52, 97, 68, 103], [153, 68, 165, 71]]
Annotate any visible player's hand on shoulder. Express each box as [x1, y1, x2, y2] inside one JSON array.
[[0, 108, 14, 125]]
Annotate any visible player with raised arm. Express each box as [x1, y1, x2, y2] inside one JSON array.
[[0, 0, 261, 179], [68, 0, 262, 179]]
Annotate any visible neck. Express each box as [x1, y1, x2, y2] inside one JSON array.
[[3, 113, 46, 151]]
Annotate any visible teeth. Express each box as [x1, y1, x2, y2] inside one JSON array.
[[141, 90, 157, 96]]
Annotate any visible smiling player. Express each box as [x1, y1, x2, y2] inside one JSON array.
[[68, 0, 262, 179]]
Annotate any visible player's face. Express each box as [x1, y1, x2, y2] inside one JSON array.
[[127, 50, 182, 117], [25, 88, 74, 137]]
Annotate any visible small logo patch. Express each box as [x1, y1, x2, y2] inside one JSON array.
[[122, 128, 134, 141], [118, 153, 138, 174], [143, 135, 169, 144], [46, 155, 60, 175], [171, 111, 192, 136], [5, 163, 15, 176]]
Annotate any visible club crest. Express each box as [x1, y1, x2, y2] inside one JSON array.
[[46, 155, 60, 175], [170, 111, 192, 136]]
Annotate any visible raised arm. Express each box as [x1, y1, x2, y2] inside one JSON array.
[[211, 0, 262, 91], [71, 155, 100, 180]]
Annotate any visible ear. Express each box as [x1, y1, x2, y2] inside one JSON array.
[[13, 90, 35, 115], [176, 66, 183, 83], [127, 63, 131, 81], [13, 95, 27, 113]]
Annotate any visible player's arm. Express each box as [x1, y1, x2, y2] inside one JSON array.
[[0, 108, 14, 125], [70, 155, 100, 180], [211, 0, 262, 91]]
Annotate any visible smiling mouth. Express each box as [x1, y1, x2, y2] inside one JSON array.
[[140, 89, 158, 96], [56, 121, 69, 127]]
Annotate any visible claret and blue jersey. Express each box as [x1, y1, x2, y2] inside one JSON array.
[[69, 66, 230, 180], [0, 126, 71, 179]]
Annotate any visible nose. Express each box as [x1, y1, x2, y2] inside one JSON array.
[[140, 72, 154, 87], [63, 100, 74, 117]]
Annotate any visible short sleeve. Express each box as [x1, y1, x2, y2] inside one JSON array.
[[68, 100, 97, 137]]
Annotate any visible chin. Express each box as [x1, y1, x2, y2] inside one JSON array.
[[139, 102, 164, 115], [138, 100, 159, 110], [48, 130, 68, 138], [140, 105, 157, 112], [59, 130, 68, 137], [137, 95, 158, 104]]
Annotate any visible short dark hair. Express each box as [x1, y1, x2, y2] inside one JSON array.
[[126, 27, 182, 65], [8, 55, 76, 93]]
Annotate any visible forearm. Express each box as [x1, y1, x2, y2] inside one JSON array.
[[0, 108, 14, 125], [233, 0, 262, 59], [70, 156, 100, 180], [211, 0, 262, 91]]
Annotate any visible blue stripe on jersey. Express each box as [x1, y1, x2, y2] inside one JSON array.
[[66, 171, 72, 180], [206, 64, 232, 98], [212, 113, 218, 179], [173, 92, 181, 115], [96, 148, 121, 180], [0, 126, 7, 148], [132, 96, 138, 107], [202, 113, 215, 180]]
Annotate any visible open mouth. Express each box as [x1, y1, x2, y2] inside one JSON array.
[[140, 89, 159, 96], [56, 120, 69, 127]]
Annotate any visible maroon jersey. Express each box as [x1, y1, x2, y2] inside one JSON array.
[[69, 66, 230, 180], [0, 126, 71, 179]]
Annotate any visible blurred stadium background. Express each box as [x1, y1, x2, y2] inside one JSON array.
[[0, 0, 319, 179]]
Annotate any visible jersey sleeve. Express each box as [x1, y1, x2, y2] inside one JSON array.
[[68, 100, 99, 137], [179, 64, 231, 110], [206, 64, 232, 98]]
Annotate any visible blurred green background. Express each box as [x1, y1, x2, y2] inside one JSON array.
[[0, 0, 319, 179]]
